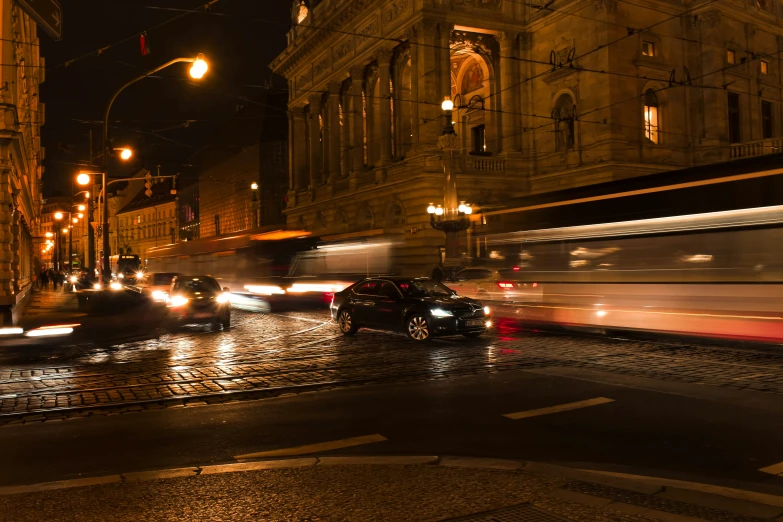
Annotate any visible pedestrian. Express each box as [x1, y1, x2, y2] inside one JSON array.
[[431, 264, 444, 283], [39, 269, 47, 289]]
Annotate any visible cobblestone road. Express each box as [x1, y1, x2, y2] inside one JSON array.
[[1, 309, 782, 424]]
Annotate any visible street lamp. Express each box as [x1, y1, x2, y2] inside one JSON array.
[[427, 96, 472, 269], [100, 54, 208, 283], [250, 182, 260, 228], [119, 148, 133, 161]]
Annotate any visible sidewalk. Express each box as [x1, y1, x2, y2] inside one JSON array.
[[20, 286, 78, 322], [1, 456, 781, 521]]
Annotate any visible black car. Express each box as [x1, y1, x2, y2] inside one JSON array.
[[167, 275, 231, 328], [330, 277, 490, 341]]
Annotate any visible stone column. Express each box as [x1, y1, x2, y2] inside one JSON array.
[[327, 82, 342, 182], [11, 203, 20, 294], [287, 110, 295, 193], [0, 161, 12, 300], [413, 20, 441, 152], [498, 31, 519, 153], [378, 49, 393, 164], [350, 67, 365, 172], [291, 107, 308, 190], [308, 94, 323, 188]]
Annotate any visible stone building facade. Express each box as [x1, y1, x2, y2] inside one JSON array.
[[272, 0, 783, 274], [115, 181, 177, 264], [40, 196, 88, 271], [0, 1, 44, 321]]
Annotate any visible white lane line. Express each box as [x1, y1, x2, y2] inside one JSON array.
[[234, 434, 388, 460], [759, 461, 783, 476], [503, 397, 615, 420]]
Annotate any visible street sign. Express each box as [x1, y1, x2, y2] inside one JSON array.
[[14, 0, 63, 40]]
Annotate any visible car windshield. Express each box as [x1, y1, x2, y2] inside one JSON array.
[[400, 280, 453, 297], [175, 277, 221, 293], [152, 273, 178, 286]]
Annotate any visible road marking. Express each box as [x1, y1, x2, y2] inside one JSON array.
[[234, 434, 388, 460], [503, 397, 614, 420], [759, 461, 783, 476]]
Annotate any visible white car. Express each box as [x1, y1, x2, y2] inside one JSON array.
[[444, 267, 542, 303]]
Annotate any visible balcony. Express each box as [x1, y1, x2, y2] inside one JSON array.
[[729, 138, 783, 159], [459, 155, 506, 173]]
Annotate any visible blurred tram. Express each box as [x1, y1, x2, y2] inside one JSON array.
[[145, 228, 401, 309], [471, 154, 783, 343]]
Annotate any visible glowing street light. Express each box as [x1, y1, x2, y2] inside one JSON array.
[[119, 148, 133, 161], [72, 217, 78, 224], [76, 172, 94, 186], [54, 211, 64, 221], [251, 182, 259, 190], [189, 54, 208, 79], [45, 232, 53, 238], [77, 205, 86, 211]]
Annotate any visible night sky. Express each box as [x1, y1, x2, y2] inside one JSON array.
[[39, 0, 293, 196]]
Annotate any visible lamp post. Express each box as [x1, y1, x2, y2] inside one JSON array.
[[251, 182, 259, 228], [99, 54, 207, 283], [427, 97, 473, 269]]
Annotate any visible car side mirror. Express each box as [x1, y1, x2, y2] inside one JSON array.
[[223, 287, 230, 293]]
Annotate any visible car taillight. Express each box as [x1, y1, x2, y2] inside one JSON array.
[[497, 282, 514, 289]]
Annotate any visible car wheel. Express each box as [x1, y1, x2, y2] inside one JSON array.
[[406, 315, 431, 342], [337, 309, 358, 336], [462, 331, 482, 338]]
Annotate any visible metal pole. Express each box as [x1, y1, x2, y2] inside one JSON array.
[[102, 57, 193, 284], [87, 129, 96, 281], [68, 224, 72, 273]]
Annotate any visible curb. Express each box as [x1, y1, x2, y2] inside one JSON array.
[[2, 455, 782, 520]]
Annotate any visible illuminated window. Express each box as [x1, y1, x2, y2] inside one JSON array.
[[761, 60, 769, 75], [726, 50, 735, 64], [643, 89, 659, 144], [642, 41, 655, 57]]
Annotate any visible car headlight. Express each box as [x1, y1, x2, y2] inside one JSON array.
[[484, 306, 491, 315], [216, 293, 230, 304], [169, 295, 189, 307], [136, 271, 144, 280], [151, 290, 167, 302], [93, 283, 102, 290], [109, 282, 123, 291], [431, 308, 453, 318], [70, 276, 78, 283], [118, 273, 124, 279]]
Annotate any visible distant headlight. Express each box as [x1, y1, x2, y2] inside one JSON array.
[[109, 282, 123, 291], [169, 295, 189, 307], [431, 308, 453, 318], [118, 273, 124, 279], [136, 271, 144, 280], [151, 290, 167, 302], [70, 276, 78, 283], [93, 283, 102, 290], [484, 306, 491, 315], [216, 293, 230, 304]]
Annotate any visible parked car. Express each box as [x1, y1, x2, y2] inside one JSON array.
[[135, 272, 181, 302], [166, 275, 231, 329], [330, 277, 490, 342], [444, 267, 542, 303]]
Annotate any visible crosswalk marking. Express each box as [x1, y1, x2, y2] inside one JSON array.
[[503, 397, 615, 420], [234, 434, 388, 460], [759, 461, 783, 476]]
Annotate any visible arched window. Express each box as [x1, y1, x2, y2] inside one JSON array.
[[553, 94, 576, 152], [360, 206, 374, 230], [643, 89, 659, 144], [386, 203, 405, 227]]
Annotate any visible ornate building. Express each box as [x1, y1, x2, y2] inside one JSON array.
[[272, 0, 783, 274], [0, 2, 44, 322]]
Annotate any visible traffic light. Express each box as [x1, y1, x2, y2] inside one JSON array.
[[144, 173, 152, 197]]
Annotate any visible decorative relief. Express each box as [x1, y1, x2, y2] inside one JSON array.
[[356, 18, 380, 48], [746, 23, 757, 38], [382, 0, 410, 26], [497, 31, 517, 49], [451, 30, 490, 52], [452, 0, 502, 9], [297, 69, 313, 89], [313, 54, 330, 78], [333, 39, 354, 63], [685, 10, 721, 29], [552, 36, 574, 66], [594, 0, 617, 13]]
